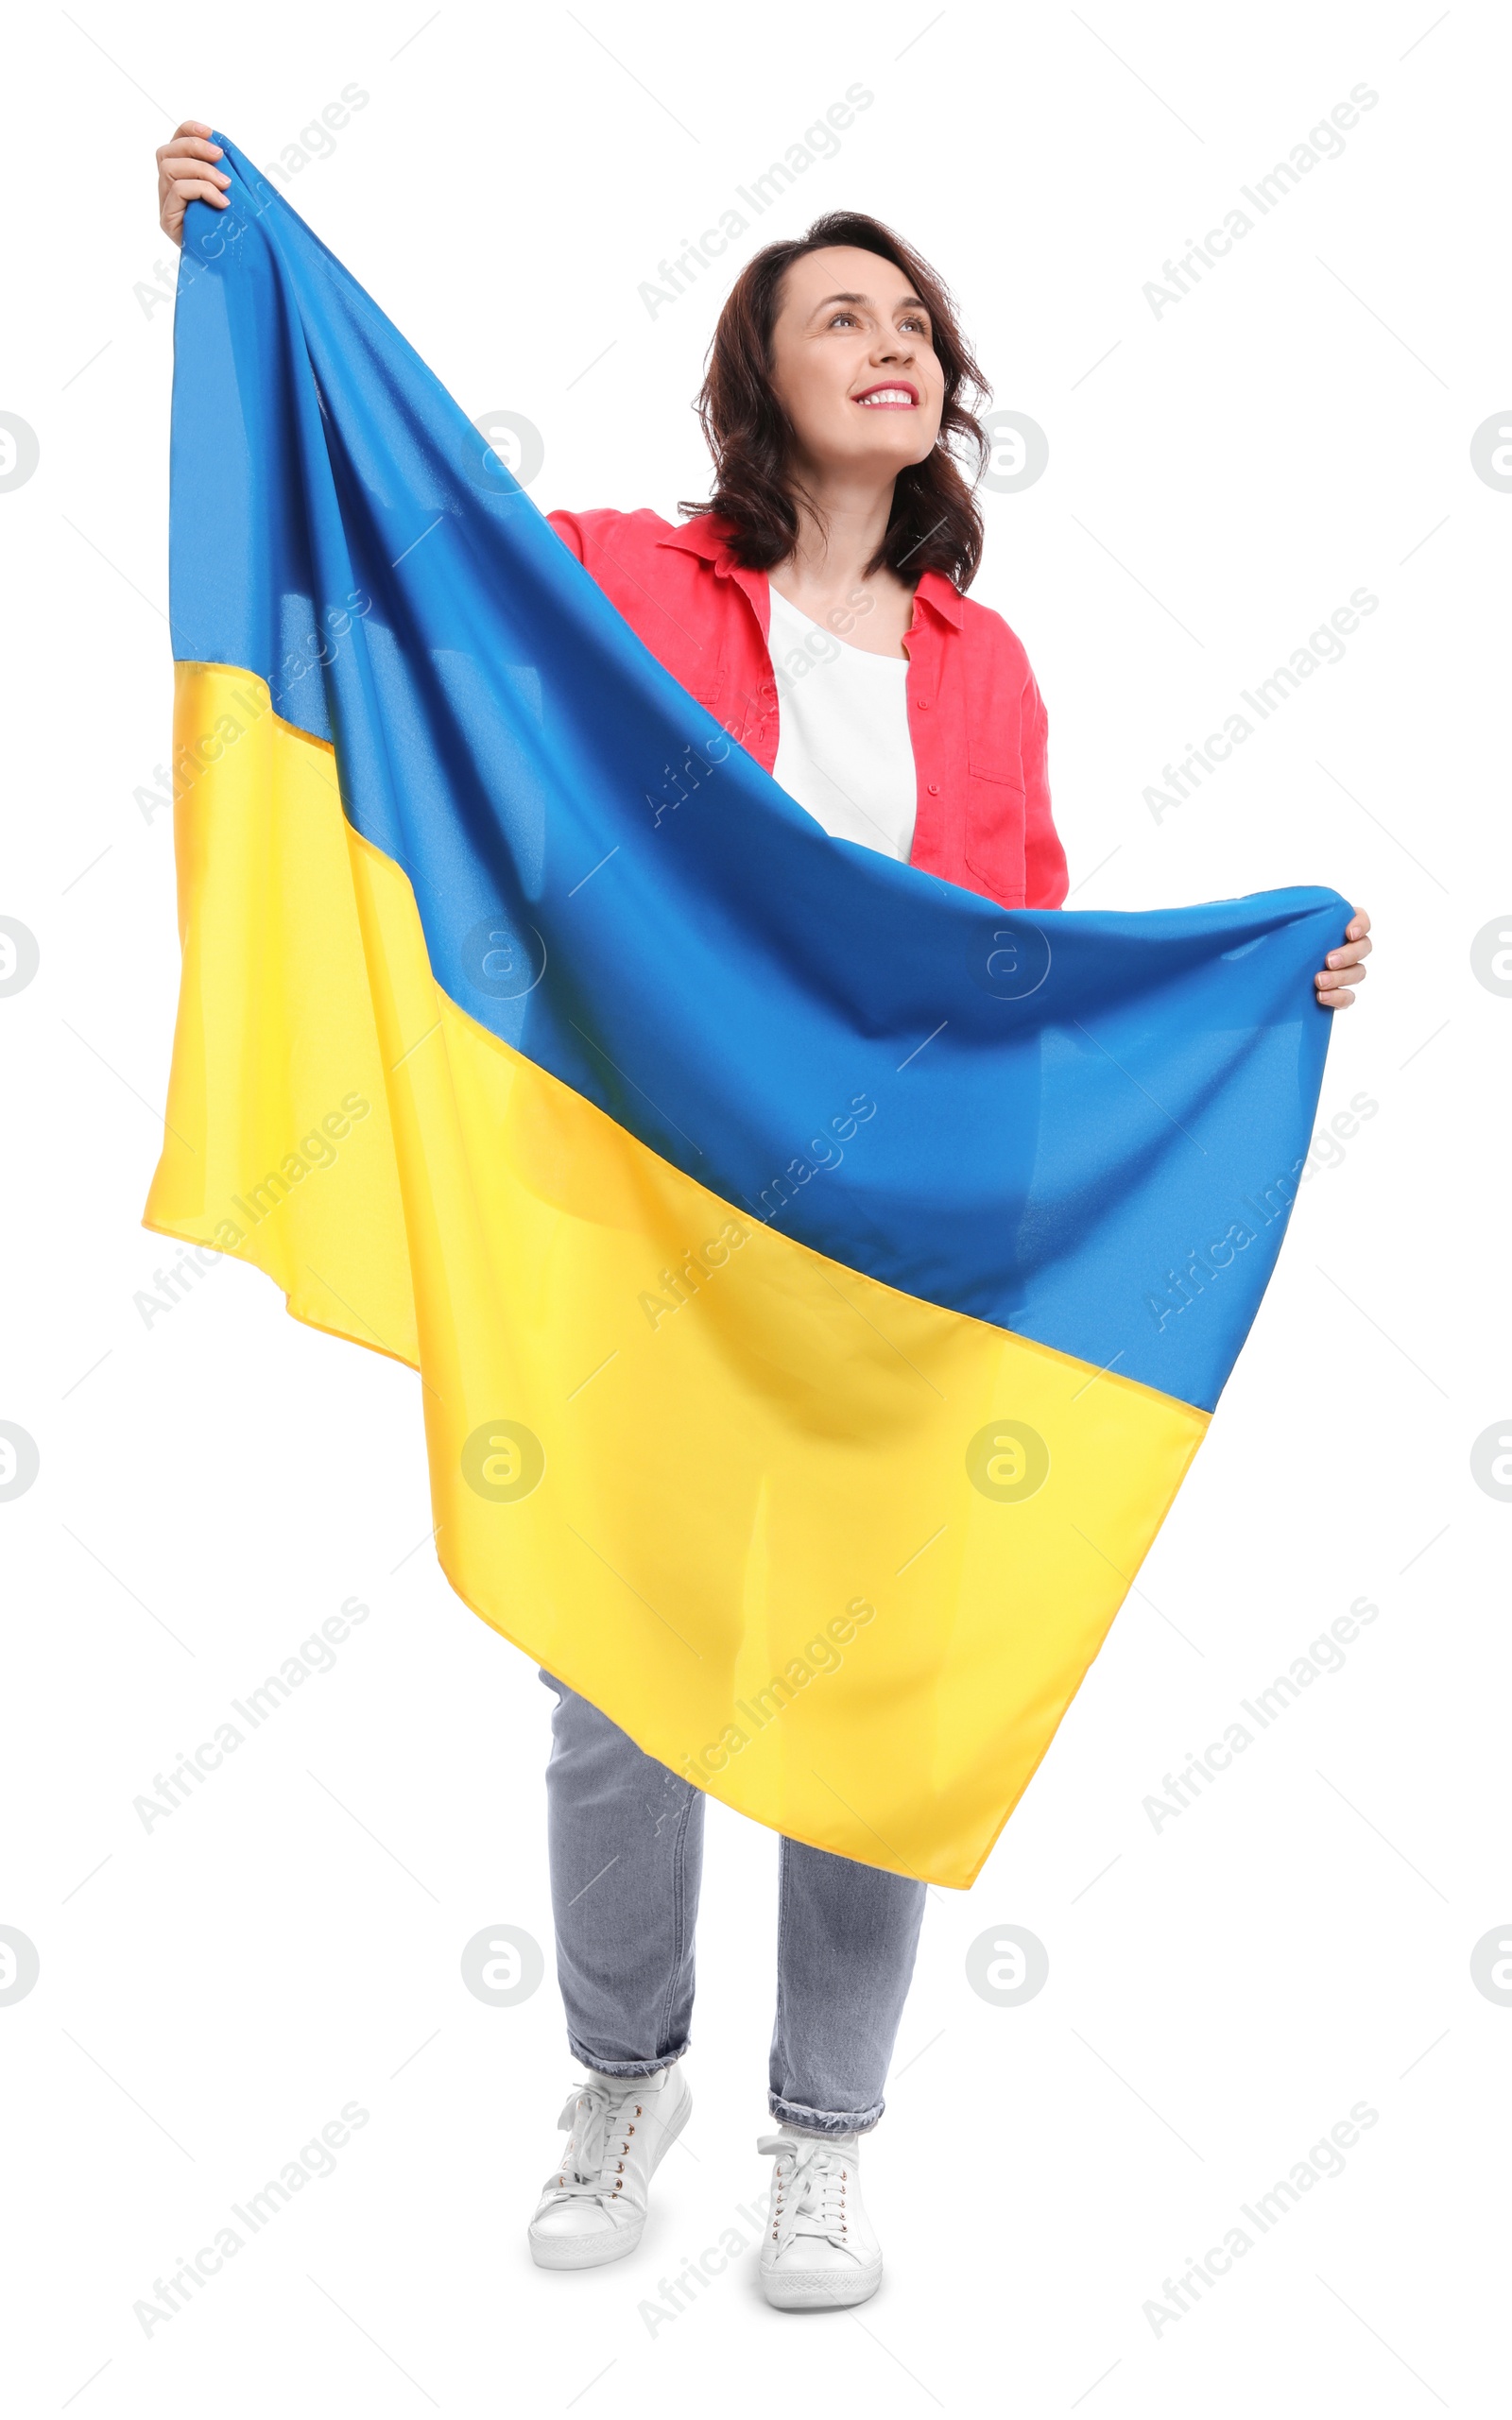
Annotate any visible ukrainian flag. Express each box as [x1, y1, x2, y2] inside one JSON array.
[[147, 139, 1343, 1887]]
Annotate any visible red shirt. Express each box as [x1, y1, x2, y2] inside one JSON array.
[[547, 508, 1068, 912]]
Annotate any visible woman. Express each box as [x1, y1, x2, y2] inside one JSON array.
[[159, 125, 1373, 2312]]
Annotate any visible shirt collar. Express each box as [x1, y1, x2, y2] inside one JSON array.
[[912, 568, 964, 629], [656, 514, 740, 569], [658, 516, 965, 628]]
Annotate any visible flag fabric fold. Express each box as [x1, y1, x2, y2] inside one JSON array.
[[146, 138, 1343, 1886]]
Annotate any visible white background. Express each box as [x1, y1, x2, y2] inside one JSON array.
[[4, 2, 1508, 2411]]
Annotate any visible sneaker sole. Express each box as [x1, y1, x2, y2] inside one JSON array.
[[528, 2078, 692, 2272], [759, 2256, 883, 2311]]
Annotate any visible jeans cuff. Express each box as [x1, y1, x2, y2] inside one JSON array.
[[768, 2091, 884, 2137], [568, 2037, 689, 2080]]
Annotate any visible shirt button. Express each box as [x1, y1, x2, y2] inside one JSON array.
[[927, 781, 940, 795], [917, 696, 931, 709]]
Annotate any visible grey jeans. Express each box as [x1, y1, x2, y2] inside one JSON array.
[[540, 1673, 926, 2136]]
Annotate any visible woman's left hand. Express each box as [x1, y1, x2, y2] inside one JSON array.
[[1315, 906, 1372, 1009]]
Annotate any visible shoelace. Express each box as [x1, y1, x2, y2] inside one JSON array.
[[545, 2079, 649, 2215], [757, 2133, 853, 2257]]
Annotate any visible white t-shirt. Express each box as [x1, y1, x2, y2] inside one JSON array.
[[766, 583, 917, 862]]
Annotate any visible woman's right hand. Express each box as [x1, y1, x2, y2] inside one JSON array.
[[157, 121, 231, 246]]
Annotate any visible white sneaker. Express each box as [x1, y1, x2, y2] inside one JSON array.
[[528, 2065, 691, 2270], [757, 2128, 883, 2309]]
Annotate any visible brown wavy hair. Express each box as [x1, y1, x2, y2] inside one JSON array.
[[680, 211, 989, 592]]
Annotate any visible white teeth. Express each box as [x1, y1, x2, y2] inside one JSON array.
[[857, 389, 913, 405]]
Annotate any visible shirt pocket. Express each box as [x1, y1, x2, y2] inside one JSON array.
[[962, 695, 1027, 907], [692, 659, 762, 758]]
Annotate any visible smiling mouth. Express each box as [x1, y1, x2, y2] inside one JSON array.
[[852, 384, 919, 409]]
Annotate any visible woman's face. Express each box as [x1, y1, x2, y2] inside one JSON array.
[[767, 245, 945, 483]]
